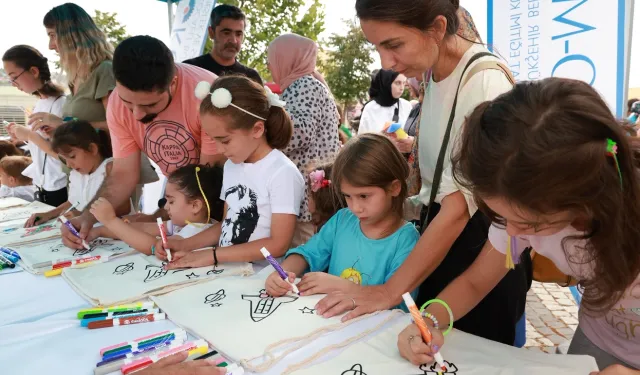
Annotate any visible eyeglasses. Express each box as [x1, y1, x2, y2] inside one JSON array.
[[9, 70, 26, 84]]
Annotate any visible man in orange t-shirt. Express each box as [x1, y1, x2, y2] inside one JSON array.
[[62, 36, 224, 248]]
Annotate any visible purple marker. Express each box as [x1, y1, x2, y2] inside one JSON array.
[[59, 216, 91, 250], [260, 247, 299, 294]]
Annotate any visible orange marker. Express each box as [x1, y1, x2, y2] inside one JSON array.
[[402, 293, 446, 372]]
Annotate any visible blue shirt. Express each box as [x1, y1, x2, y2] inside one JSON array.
[[286, 208, 420, 289]]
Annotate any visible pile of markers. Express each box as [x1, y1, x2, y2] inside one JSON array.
[[93, 328, 243, 375], [0, 247, 20, 270], [78, 302, 166, 329]]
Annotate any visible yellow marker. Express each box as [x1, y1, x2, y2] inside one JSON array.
[[44, 268, 63, 277], [187, 345, 209, 359]]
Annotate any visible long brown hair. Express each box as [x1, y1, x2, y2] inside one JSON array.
[[200, 75, 293, 150], [452, 77, 640, 314], [332, 133, 409, 219], [2, 45, 65, 98]]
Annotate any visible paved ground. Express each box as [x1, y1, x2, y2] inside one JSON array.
[[524, 281, 580, 353]]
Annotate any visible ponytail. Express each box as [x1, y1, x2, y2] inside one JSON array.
[[52, 120, 113, 159], [265, 106, 293, 150], [2, 45, 65, 98]]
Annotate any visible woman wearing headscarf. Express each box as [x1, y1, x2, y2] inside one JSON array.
[[357, 69, 412, 135], [267, 33, 341, 246]]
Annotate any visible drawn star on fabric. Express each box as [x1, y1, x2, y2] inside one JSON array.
[[299, 306, 316, 314], [211, 303, 222, 307], [185, 272, 199, 279]]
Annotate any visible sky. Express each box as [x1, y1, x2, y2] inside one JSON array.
[[1, 0, 639, 86]]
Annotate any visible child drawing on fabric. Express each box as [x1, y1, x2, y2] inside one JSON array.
[[398, 78, 640, 373], [0, 156, 36, 202], [265, 134, 420, 302], [157, 75, 304, 269], [307, 162, 346, 231], [24, 120, 122, 227], [88, 164, 224, 256]]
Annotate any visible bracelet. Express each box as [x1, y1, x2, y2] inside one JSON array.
[[212, 247, 218, 266], [420, 298, 454, 336], [151, 245, 155, 255], [422, 311, 440, 330]]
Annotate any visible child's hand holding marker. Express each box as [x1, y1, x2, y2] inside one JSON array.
[[398, 293, 445, 368], [297, 272, 359, 296], [265, 269, 298, 297]]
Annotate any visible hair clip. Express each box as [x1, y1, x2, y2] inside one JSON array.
[[309, 170, 331, 192], [606, 138, 623, 187], [265, 86, 286, 108], [194, 80, 267, 121]]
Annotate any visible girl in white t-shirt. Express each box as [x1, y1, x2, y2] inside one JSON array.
[[161, 75, 305, 270], [2, 45, 68, 207], [88, 164, 224, 255], [24, 120, 123, 226], [400, 79, 640, 372]]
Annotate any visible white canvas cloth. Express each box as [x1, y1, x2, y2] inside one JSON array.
[[294, 315, 599, 375], [14, 237, 133, 274], [0, 200, 52, 223], [0, 196, 30, 210], [152, 277, 397, 373], [1, 221, 61, 246], [63, 253, 254, 306]]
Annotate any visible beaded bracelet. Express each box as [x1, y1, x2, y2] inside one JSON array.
[[422, 310, 440, 330], [151, 245, 156, 255], [420, 298, 454, 336]]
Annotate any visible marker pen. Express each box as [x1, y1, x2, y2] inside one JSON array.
[[87, 313, 166, 329], [59, 216, 90, 250], [260, 247, 299, 294], [156, 218, 172, 262], [402, 293, 446, 373], [0, 247, 21, 260]]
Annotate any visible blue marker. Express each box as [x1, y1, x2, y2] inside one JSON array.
[[0, 247, 21, 260], [0, 251, 19, 264]]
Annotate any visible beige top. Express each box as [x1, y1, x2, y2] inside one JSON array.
[[62, 60, 115, 122]]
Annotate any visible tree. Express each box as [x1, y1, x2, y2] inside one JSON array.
[[93, 10, 130, 48], [204, 0, 326, 80], [321, 19, 374, 110]]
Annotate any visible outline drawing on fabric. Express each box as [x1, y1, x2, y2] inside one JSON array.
[[207, 267, 224, 275], [419, 361, 458, 374], [144, 264, 168, 283], [242, 289, 298, 322], [72, 238, 113, 257], [341, 364, 367, 375], [185, 272, 199, 279], [204, 289, 226, 307], [113, 262, 134, 275], [299, 307, 315, 314], [21, 224, 56, 238]]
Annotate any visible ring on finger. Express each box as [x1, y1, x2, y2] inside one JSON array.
[[408, 335, 416, 344], [350, 298, 356, 310]]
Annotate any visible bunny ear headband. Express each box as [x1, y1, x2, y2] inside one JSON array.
[[194, 81, 286, 121]]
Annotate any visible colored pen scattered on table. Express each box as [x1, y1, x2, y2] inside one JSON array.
[[100, 329, 180, 360], [78, 301, 155, 319], [120, 339, 207, 375], [402, 292, 447, 373], [0, 247, 21, 260], [156, 217, 172, 262], [87, 312, 166, 329], [94, 339, 187, 375], [59, 215, 91, 250], [81, 309, 159, 327], [260, 247, 299, 294], [98, 326, 176, 355], [0, 253, 16, 268]]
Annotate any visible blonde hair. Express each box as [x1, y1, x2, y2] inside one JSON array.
[[44, 3, 113, 87]]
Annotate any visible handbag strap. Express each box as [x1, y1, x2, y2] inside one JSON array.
[[424, 52, 503, 223], [392, 102, 400, 123]]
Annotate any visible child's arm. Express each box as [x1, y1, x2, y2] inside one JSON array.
[[24, 201, 72, 227], [89, 198, 157, 254], [265, 254, 309, 297], [161, 204, 226, 253]]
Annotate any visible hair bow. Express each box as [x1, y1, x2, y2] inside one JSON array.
[[309, 170, 331, 192], [265, 86, 286, 108]]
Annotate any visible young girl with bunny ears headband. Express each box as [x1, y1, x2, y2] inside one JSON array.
[[162, 75, 305, 270]]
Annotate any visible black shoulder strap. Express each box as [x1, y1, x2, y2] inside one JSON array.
[[424, 52, 496, 224]]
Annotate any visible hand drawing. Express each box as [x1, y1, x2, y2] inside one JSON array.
[[73, 238, 109, 256], [419, 361, 458, 374], [341, 364, 367, 375], [299, 307, 316, 314], [207, 267, 224, 275], [204, 289, 226, 307], [242, 289, 298, 322], [21, 224, 56, 238], [185, 272, 199, 279], [144, 264, 168, 283], [113, 262, 134, 275]]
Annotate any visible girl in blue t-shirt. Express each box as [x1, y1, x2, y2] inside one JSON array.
[[266, 133, 420, 298]]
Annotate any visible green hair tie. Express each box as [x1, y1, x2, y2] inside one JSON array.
[[606, 138, 623, 188]]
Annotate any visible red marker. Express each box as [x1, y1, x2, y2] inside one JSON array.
[[87, 313, 166, 329], [156, 218, 172, 261], [52, 255, 105, 270]]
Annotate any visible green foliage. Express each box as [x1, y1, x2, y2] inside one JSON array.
[[320, 19, 374, 109], [93, 10, 130, 48], [204, 0, 325, 80]]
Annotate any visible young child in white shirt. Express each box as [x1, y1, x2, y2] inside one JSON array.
[[89, 164, 224, 255], [157, 75, 305, 269], [0, 156, 36, 202]]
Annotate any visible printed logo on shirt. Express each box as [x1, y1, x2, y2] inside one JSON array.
[[144, 120, 200, 174], [219, 185, 259, 246]]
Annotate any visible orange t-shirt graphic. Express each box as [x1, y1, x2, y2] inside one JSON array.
[[108, 63, 218, 176]]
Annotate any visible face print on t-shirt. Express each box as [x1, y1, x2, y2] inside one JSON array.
[[144, 120, 200, 174], [219, 184, 259, 246]]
